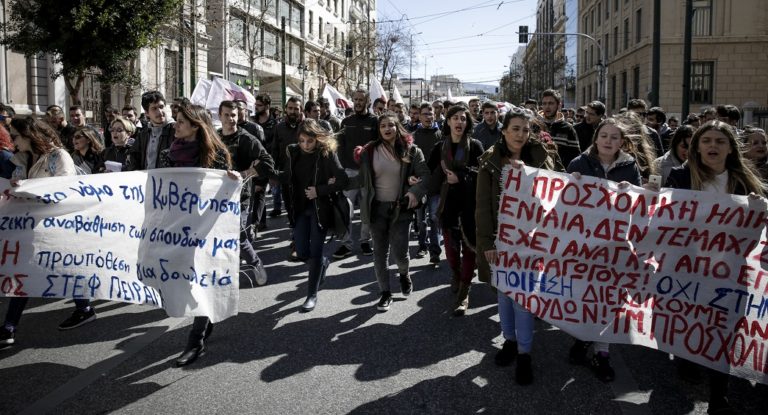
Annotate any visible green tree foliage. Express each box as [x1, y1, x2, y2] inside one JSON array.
[[0, 0, 184, 104]]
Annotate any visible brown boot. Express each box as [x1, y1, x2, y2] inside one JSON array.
[[453, 282, 470, 316], [450, 268, 460, 293]]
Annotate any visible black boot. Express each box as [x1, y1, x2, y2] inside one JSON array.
[[494, 340, 518, 366], [175, 343, 205, 367], [301, 257, 323, 312], [516, 353, 533, 385]]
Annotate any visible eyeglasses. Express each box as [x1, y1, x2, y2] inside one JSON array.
[[109, 128, 125, 133]]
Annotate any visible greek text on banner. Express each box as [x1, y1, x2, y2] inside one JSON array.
[[493, 165, 768, 384], [0, 168, 242, 323]]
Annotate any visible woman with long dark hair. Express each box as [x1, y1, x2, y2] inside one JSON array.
[[356, 112, 430, 312], [665, 120, 764, 413], [0, 117, 93, 348], [476, 107, 560, 385], [428, 105, 484, 316], [71, 127, 106, 174], [160, 104, 236, 367], [283, 119, 348, 312], [654, 125, 694, 184]]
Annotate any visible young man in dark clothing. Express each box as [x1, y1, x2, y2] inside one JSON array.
[[254, 94, 279, 221], [334, 89, 378, 258], [413, 103, 443, 264], [234, 99, 265, 143], [574, 100, 605, 151], [46, 105, 77, 152], [218, 100, 275, 285], [472, 101, 502, 150], [317, 97, 342, 132], [271, 96, 303, 227], [539, 89, 581, 167], [627, 99, 665, 156], [125, 91, 175, 171]]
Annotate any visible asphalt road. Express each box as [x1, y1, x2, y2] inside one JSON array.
[[1, 206, 766, 414]]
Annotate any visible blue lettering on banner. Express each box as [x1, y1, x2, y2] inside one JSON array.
[[212, 237, 238, 257], [68, 181, 114, 202], [108, 276, 160, 305], [37, 250, 131, 273], [137, 259, 232, 287], [495, 269, 574, 298], [42, 273, 101, 298], [0, 214, 36, 230], [41, 215, 127, 237], [150, 176, 240, 216], [35, 192, 67, 205], [118, 184, 145, 203], [148, 226, 206, 248]]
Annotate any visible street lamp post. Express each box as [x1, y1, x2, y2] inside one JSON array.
[[408, 32, 422, 105], [298, 64, 309, 102]]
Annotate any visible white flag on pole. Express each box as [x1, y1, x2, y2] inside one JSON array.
[[369, 77, 388, 111], [321, 84, 352, 118], [392, 84, 404, 104]]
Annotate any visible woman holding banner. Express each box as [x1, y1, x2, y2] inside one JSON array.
[[103, 116, 136, 169], [665, 120, 764, 413], [566, 118, 643, 382], [428, 105, 484, 316], [281, 119, 348, 312], [476, 107, 560, 385], [0, 126, 14, 179], [159, 103, 237, 367], [0, 117, 95, 348]]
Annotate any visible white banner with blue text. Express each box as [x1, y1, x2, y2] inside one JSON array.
[[494, 165, 768, 384], [0, 168, 242, 323]]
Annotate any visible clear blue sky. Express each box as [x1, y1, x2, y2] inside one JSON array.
[[376, 0, 539, 86]]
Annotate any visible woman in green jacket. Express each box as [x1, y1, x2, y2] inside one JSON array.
[[476, 107, 559, 385]]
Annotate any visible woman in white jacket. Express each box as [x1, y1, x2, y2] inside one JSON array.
[[1, 117, 96, 348]]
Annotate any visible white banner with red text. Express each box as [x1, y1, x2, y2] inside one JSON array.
[[0, 169, 242, 323], [493, 165, 768, 384]]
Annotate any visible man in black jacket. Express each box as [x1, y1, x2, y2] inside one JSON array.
[[271, 96, 303, 228], [218, 100, 275, 285], [413, 103, 443, 264], [333, 89, 378, 259], [574, 100, 605, 151], [539, 89, 581, 167], [125, 91, 175, 171]]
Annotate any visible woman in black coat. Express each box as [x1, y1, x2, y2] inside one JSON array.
[[283, 120, 348, 312]]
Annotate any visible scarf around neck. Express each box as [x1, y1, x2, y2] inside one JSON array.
[[169, 139, 200, 167]]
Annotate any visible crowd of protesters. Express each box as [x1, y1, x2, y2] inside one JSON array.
[[0, 88, 764, 414]]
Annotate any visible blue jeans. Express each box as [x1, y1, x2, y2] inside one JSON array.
[[417, 195, 442, 255], [272, 183, 282, 211], [240, 198, 260, 267], [498, 291, 534, 353], [294, 207, 328, 298]]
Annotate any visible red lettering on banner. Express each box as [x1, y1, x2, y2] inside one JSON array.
[[505, 166, 522, 192], [499, 194, 519, 219], [1, 240, 20, 266], [706, 204, 768, 228]]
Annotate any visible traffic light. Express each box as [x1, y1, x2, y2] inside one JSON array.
[[519, 26, 528, 44]]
